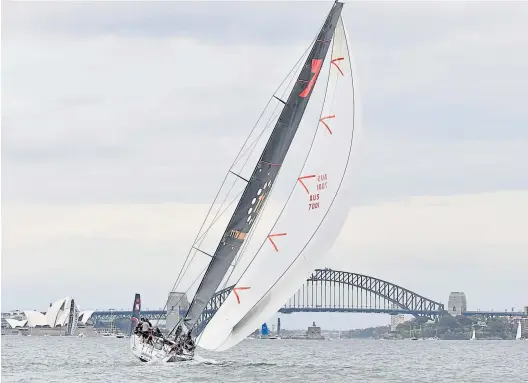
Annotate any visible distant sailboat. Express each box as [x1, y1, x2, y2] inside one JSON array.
[[129, 0, 360, 363], [470, 328, 476, 340], [515, 321, 522, 340]]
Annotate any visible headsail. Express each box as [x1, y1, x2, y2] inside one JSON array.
[[129, 293, 141, 336], [198, 9, 359, 351], [183, 1, 345, 331]]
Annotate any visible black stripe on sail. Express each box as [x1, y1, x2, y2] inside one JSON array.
[[183, 1, 344, 331]]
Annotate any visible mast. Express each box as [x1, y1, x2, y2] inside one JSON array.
[[182, 1, 344, 332]]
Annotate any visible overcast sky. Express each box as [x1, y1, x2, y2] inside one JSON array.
[[2, 0, 527, 330]]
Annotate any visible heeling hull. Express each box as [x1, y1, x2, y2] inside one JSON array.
[[129, 335, 193, 363]]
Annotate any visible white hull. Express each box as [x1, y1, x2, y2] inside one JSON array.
[[129, 334, 193, 363]]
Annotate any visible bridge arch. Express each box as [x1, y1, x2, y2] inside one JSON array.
[[194, 268, 444, 331], [291, 268, 444, 313]]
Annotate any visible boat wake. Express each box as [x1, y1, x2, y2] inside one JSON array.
[[189, 355, 220, 365], [139, 354, 219, 366]]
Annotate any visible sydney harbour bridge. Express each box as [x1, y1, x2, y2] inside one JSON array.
[[91, 268, 448, 325]]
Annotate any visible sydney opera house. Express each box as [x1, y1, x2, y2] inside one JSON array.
[[2, 297, 96, 336]]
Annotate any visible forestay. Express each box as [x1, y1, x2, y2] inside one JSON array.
[[182, 1, 344, 332], [198, 15, 358, 351]]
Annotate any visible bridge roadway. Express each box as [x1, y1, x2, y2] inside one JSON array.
[[92, 269, 446, 323], [92, 308, 528, 322], [90, 269, 527, 324]]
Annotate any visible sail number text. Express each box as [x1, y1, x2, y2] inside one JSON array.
[[308, 173, 328, 210]]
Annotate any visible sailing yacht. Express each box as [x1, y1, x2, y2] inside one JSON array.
[[129, 0, 360, 363], [470, 328, 476, 340]]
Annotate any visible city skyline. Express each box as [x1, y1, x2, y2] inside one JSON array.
[[2, 1, 527, 330]]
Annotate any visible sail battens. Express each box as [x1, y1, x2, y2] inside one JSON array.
[[182, 1, 344, 332]]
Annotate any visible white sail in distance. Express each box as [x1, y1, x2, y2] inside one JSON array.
[[198, 15, 361, 352]]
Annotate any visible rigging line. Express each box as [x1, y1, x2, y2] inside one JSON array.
[[167, 71, 289, 297], [162, 263, 210, 336], [153, 188, 243, 325], [200, 67, 333, 343], [214, 18, 352, 350], [231, 43, 312, 170], [213, 30, 336, 322], [157, 189, 245, 326], [172, 77, 287, 293], [219, 43, 314, 290], [172, 87, 285, 294], [173, 125, 268, 291], [219, 170, 275, 290], [160, 13, 322, 327], [174, 25, 313, 291]]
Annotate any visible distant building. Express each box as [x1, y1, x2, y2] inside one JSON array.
[[390, 303, 405, 331], [2, 297, 94, 336], [524, 306, 528, 315], [307, 321, 323, 339], [447, 292, 467, 316]]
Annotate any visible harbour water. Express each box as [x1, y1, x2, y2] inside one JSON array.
[[1, 336, 526, 382]]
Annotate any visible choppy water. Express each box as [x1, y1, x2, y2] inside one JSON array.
[[1, 336, 527, 382]]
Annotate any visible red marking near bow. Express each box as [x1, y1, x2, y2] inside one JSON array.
[[300, 59, 323, 98], [233, 287, 251, 304], [331, 57, 344, 76], [297, 175, 316, 194], [267, 233, 287, 252], [319, 115, 336, 134]]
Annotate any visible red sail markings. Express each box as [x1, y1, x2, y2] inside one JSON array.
[[331, 57, 344, 76], [297, 175, 316, 194], [299, 59, 323, 98], [319, 115, 335, 134], [233, 287, 251, 304], [267, 233, 287, 252]]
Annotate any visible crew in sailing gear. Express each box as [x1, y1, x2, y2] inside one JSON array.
[[183, 332, 196, 353], [174, 325, 182, 339], [141, 319, 151, 342]]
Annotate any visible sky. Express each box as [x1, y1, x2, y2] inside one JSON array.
[[1, 0, 527, 331]]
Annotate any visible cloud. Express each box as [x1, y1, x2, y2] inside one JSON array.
[[3, 1, 527, 206], [2, 191, 527, 312]]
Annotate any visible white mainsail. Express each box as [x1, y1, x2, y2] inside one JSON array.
[[198, 15, 360, 352], [516, 321, 522, 340], [470, 328, 476, 340]]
